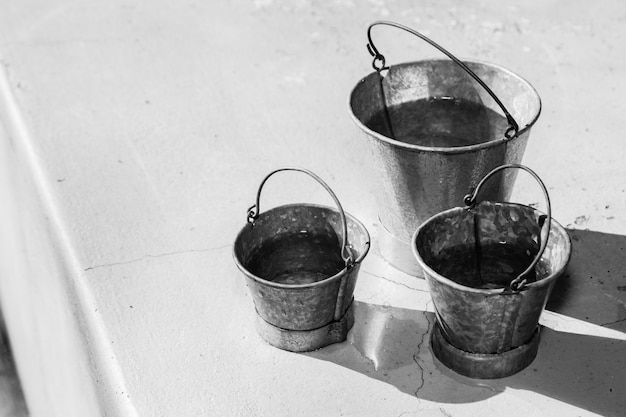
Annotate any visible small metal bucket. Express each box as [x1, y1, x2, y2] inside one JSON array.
[[233, 168, 370, 352], [348, 21, 541, 274], [412, 165, 571, 378]]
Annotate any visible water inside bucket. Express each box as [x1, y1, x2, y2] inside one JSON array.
[[364, 96, 509, 147], [434, 242, 539, 289], [246, 231, 345, 285]]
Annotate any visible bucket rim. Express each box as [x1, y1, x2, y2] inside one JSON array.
[[232, 203, 371, 289], [347, 58, 542, 155], [411, 202, 572, 294]]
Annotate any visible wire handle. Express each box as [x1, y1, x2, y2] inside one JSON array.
[[247, 167, 354, 268], [366, 20, 519, 139], [463, 164, 551, 291]]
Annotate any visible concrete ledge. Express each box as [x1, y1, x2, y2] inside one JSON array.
[[0, 66, 136, 417]]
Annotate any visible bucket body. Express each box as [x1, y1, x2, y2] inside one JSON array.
[[349, 60, 541, 274], [234, 203, 370, 332], [412, 201, 571, 354]]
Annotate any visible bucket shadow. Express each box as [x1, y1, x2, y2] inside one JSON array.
[[546, 229, 626, 329], [306, 301, 626, 415], [504, 328, 625, 416], [305, 230, 626, 415], [305, 301, 498, 403]]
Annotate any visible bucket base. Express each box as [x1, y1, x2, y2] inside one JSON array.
[[255, 303, 354, 352], [378, 217, 422, 276], [430, 323, 540, 379]]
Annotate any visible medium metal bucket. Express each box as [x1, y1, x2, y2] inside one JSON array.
[[233, 168, 370, 352], [348, 21, 541, 275], [412, 165, 571, 378]]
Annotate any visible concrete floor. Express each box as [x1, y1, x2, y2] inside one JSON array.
[[0, 1, 625, 416]]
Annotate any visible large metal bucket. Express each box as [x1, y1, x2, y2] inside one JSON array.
[[233, 168, 370, 352], [348, 21, 541, 274], [412, 165, 571, 378]]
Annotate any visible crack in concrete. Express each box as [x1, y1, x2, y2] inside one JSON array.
[[413, 301, 434, 397], [412, 352, 425, 397], [0, 37, 126, 49], [601, 317, 626, 327], [83, 244, 232, 271], [362, 270, 428, 293], [604, 292, 626, 307], [439, 408, 453, 417]]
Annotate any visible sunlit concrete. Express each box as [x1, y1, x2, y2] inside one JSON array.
[[0, 1, 625, 416]]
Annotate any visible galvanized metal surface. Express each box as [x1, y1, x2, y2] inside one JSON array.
[[348, 59, 541, 274], [366, 21, 521, 138], [430, 322, 541, 379], [233, 169, 370, 350], [234, 203, 369, 331], [464, 164, 553, 291], [247, 167, 355, 266], [413, 201, 571, 355], [255, 302, 354, 352]]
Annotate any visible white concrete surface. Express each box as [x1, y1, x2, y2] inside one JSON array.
[[0, 0, 625, 416]]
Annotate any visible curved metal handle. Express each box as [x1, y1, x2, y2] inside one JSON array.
[[463, 164, 552, 291], [247, 167, 354, 267], [366, 20, 519, 139]]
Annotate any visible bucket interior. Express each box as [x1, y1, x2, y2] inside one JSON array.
[[414, 202, 570, 289], [234, 204, 369, 285], [349, 60, 540, 148]]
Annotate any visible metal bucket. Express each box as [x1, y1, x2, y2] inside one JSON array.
[[233, 168, 370, 352], [412, 165, 571, 378], [348, 21, 541, 275]]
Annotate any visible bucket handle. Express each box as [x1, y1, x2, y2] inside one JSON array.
[[366, 20, 520, 139], [463, 164, 552, 291], [247, 167, 355, 268]]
